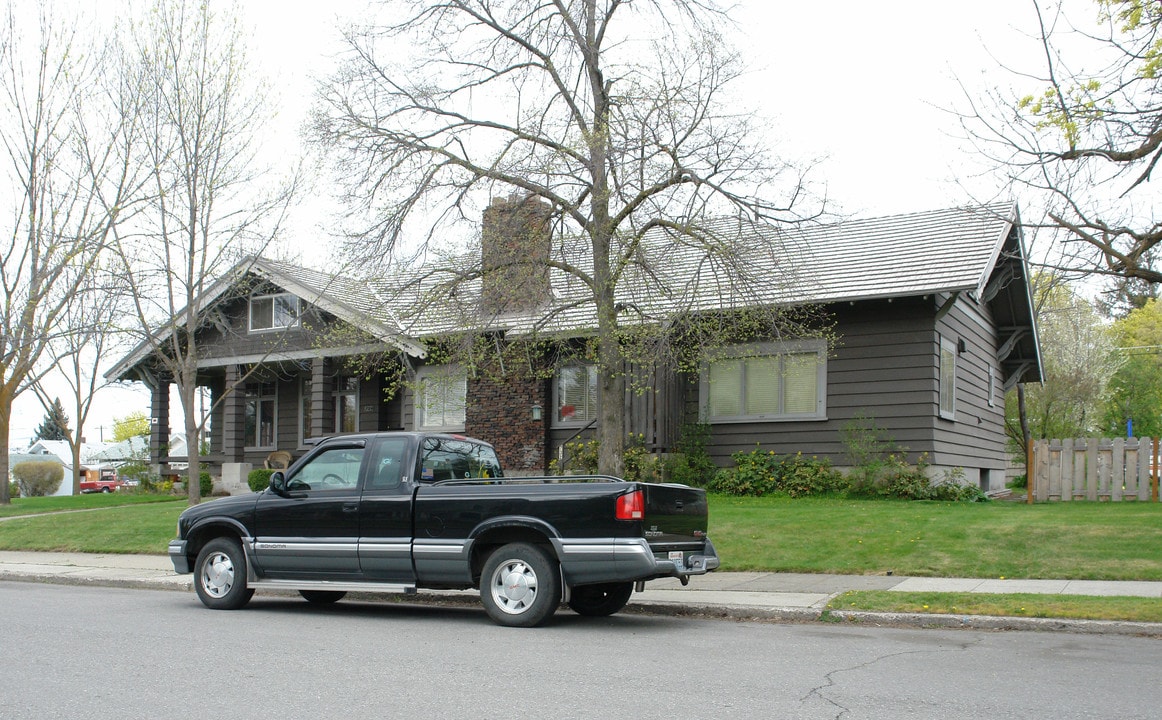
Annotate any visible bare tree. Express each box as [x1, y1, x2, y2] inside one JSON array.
[[30, 267, 133, 495], [0, 5, 137, 504], [110, 0, 296, 505], [314, 0, 820, 475], [964, 0, 1162, 285]]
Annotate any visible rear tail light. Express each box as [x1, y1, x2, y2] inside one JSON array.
[[616, 489, 644, 520]]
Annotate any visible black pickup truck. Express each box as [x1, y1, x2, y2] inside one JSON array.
[[169, 432, 719, 627]]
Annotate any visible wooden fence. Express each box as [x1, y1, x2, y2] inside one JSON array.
[[1030, 437, 1160, 502]]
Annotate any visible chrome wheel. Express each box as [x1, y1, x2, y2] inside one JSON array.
[[200, 550, 236, 599], [489, 558, 540, 615], [192, 538, 253, 610], [480, 543, 561, 627]]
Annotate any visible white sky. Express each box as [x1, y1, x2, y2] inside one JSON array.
[[8, 0, 1062, 447]]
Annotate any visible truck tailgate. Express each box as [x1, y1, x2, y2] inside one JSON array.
[[641, 483, 709, 546]]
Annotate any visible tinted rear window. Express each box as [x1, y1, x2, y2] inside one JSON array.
[[419, 437, 503, 482]]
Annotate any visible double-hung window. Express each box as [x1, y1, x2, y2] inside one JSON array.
[[416, 366, 466, 431], [299, 377, 313, 445], [335, 377, 359, 433], [249, 293, 300, 332], [939, 336, 957, 420], [701, 341, 827, 422], [554, 364, 598, 426]]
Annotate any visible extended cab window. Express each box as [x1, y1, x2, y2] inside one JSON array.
[[287, 446, 365, 491], [419, 437, 503, 483]]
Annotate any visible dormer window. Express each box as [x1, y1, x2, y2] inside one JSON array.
[[249, 293, 300, 332]]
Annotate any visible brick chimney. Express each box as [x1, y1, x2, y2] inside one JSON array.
[[481, 193, 552, 315]]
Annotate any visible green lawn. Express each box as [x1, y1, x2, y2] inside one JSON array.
[[709, 495, 1162, 580], [3, 493, 1162, 583], [0, 493, 185, 518], [0, 497, 185, 554]]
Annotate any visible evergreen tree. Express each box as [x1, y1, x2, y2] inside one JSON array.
[[33, 398, 71, 442]]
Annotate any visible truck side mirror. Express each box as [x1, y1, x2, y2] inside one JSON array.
[[269, 471, 287, 495]]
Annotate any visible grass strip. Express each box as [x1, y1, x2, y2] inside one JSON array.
[[0, 493, 184, 518], [0, 503, 185, 554], [828, 590, 1162, 624]]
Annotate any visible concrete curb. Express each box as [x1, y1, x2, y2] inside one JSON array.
[[6, 568, 1162, 636]]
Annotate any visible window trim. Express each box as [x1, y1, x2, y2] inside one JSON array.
[[415, 365, 467, 432], [248, 292, 301, 333], [552, 363, 599, 428], [299, 377, 313, 447], [939, 335, 957, 421], [334, 376, 360, 434], [243, 382, 277, 451], [698, 340, 828, 424]]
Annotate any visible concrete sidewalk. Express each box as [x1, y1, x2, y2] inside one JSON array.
[[2, 550, 1161, 634]]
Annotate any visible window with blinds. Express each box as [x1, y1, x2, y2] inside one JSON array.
[[703, 342, 826, 422], [939, 337, 956, 420], [555, 364, 598, 425], [417, 366, 467, 431]]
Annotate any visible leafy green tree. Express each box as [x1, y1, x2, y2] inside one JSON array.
[[1005, 275, 1119, 446], [112, 411, 151, 443], [1101, 299, 1162, 437], [32, 398, 70, 443]]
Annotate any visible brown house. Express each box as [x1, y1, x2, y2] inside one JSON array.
[[107, 199, 1041, 493]]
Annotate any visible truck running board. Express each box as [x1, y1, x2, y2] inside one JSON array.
[[249, 578, 418, 594]]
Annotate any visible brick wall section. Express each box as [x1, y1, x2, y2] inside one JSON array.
[[466, 375, 548, 473]]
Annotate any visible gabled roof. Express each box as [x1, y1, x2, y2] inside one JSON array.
[[381, 201, 1026, 336], [106, 257, 425, 381], [107, 202, 1041, 385]]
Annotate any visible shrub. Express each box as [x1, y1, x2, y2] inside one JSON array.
[[12, 461, 64, 497], [117, 461, 157, 491], [550, 434, 661, 483], [199, 471, 214, 498], [248, 469, 275, 492], [708, 448, 844, 497], [8, 481, 19, 499], [663, 423, 718, 487], [846, 455, 987, 502]]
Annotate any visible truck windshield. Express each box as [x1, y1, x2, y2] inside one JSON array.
[[419, 437, 503, 482]]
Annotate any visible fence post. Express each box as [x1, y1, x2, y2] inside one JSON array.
[[1154, 437, 1160, 503], [1026, 437, 1034, 504]]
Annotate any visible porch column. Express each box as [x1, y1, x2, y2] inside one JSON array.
[[222, 364, 246, 462], [150, 377, 171, 468], [311, 357, 333, 438]]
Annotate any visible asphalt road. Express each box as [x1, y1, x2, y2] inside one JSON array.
[[4, 582, 1161, 720]]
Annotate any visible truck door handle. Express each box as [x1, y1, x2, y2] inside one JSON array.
[[342, 502, 358, 513]]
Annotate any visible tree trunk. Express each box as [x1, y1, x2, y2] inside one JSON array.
[[1017, 383, 1031, 471], [183, 381, 201, 505], [0, 389, 11, 504], [71, 442, 82, 495]]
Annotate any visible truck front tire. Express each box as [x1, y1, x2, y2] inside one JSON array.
[[480, 543, 561, 628], [194, 538, 254, 610]]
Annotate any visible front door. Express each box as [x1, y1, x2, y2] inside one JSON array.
[[253, 441, 367, 578]]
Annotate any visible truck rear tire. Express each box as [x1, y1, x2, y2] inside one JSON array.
[[299, 590, 347, 604], [480, 543, 561, 628], [567, 582, 634, 617], [194, 538, 254, 610]]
